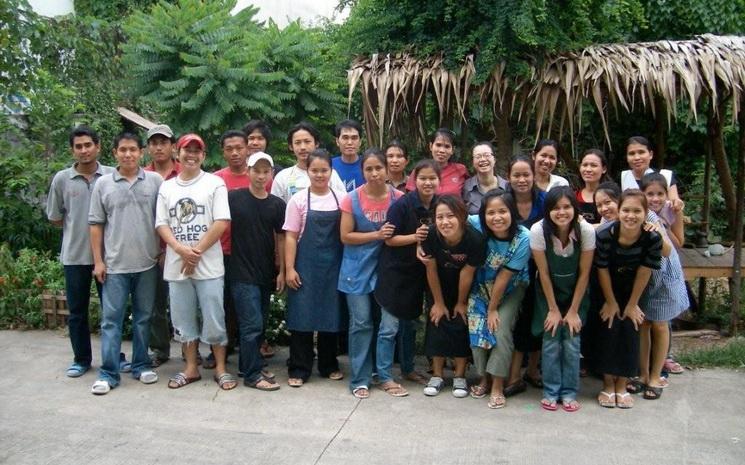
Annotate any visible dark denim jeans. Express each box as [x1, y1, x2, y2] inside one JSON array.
[[64, 265, 102, 367], [231, 282, 270, 384]]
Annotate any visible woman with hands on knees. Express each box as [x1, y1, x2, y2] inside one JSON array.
[[338, 149, 403, 399], [420, 195, 486, 398], [529, 186, 595, 412], [466, 190, 531, 409], [594, 189, 662, 409]]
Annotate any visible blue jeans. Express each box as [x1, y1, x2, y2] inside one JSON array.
[[98, 267, 157, 386], [64, 265, 101, 367], [346, 293, 375, 390], [231, 282, 269, 384], [541, 326, 581, 402], [377, 307, 404, 384]]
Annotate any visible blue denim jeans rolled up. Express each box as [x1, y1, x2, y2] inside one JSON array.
[[231, 282, 268, 384], [98, 267, 157, 386], [541, 325, 581, 402], [346, 293, 375, 390]]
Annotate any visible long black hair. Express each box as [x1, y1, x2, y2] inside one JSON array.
[[479, 189, 519, 241], [542, 185, 581, 250]]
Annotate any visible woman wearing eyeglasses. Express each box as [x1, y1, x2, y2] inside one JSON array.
[[463, 141, 508, 214]]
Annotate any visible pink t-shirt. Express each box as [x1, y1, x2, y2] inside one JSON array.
[[340, 186, 403, 223], [214, 167, 251, 255], [405, 161, 468, 196], [283, 188, 347, 237]]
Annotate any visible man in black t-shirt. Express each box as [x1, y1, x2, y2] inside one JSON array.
[[228, 152, 286, 391]]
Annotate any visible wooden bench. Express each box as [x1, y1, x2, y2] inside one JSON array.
[[678, 247, 744, 313]]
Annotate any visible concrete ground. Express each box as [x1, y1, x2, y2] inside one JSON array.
[[1, 330, 743, 465]]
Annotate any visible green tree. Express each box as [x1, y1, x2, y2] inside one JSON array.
[[336, 0, 647, 80], [122, 0, 347, 164]]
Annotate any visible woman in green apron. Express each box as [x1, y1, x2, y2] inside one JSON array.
[[530, 186, 595, 412]]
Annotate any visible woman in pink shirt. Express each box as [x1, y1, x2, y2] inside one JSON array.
[[405, 128, 468, 196]]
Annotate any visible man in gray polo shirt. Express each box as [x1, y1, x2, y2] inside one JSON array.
[[47, 126, 115, 378], [88, 132, 163, 395]]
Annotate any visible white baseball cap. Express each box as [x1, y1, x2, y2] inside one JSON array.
[[248, 151, 274, 167]]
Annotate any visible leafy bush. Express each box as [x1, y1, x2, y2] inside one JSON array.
[[266, 293, 290, 346], [0, 244, 65, 329]]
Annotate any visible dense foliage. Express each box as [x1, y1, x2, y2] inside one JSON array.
[[122, 0, 346, 165]]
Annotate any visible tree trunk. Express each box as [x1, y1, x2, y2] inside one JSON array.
[[654, 95, 667, 167], [492, 106, 512, 177], [709, 98, 737, 228]]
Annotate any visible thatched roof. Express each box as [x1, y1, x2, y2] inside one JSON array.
[[348, 34, 745, 148]]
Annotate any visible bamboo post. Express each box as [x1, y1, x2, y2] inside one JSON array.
[[731, 96, 745, 335]]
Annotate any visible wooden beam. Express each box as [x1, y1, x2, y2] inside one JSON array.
[[732, 95, 745, 335]]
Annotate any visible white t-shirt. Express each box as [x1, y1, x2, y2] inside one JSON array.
[[545, 174, 570, 191], [621, 169, 673, 191], [156, 171, 231, 281], [529, 219, 596, 257], [270, 164, 346, 203]]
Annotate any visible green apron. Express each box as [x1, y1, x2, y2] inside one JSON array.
[[531, 238, 589, 337]]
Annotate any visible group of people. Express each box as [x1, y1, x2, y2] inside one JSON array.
[[48, 119, 689, 412]]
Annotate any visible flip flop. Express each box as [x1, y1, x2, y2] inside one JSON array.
[[562, 400, 581, 412], [488, 394, 506, 409], [246, 376, 280, 391], [91, 379, 111, 395], [352, 386, 370, 399], [328, 371, 344, 381], [168, 372, 202, 389], [616, 392, 634, 409], [626, 377, 645, 394], [643, 385, 663, 400], [597, 391, 616, 408], [66, 363, 89, 378], [469, 384, 488, 399], [288, 377, 304, 388], [380, 381, 409, 397], [540, 398, 558, 411], [503, 380, 527, 397], [403, 371, 429, 386], [213, 373, 237, 391]]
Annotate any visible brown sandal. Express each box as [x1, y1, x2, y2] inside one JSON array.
[[168, 372, 201, 389], [380, 381, 409, 397], [213, 373, 237, 391]]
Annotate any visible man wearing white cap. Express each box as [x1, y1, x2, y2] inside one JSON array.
[[155, 134, 236, 390], [227, 152, 285, 390]]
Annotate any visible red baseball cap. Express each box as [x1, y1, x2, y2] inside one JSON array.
[[176, 133, 205, 150]]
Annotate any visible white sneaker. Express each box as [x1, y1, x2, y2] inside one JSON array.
[[452, 377, 468, 398], [423, 376, 444, 396], [138, 371, 159, 384], [91, 379, 111, 395]]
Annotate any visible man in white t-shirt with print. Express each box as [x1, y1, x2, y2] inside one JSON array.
[[155, 133, 237, 391]]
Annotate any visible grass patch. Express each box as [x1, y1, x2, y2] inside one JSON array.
[[677, 337, 745, 369]]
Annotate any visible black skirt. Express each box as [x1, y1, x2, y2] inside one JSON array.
[[423, 309, 471, 358]]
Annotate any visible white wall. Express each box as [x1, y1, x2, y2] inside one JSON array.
[[232, 0, 348, 27], [28, 0, 74, 17]]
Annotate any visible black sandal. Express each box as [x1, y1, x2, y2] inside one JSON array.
[[643, 385, 663, 400], [626, 378, 645, 394]]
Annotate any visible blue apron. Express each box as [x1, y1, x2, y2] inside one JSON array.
[[337, 187, 394, 295], [287, 189, 343, 332]]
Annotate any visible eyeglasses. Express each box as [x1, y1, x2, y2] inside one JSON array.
[[473, 153, 494, 160]]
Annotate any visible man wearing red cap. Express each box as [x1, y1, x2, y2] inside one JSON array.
[[155, 134, 237, 390]]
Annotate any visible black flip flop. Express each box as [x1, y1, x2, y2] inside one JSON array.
[[643, 385, 663, 400]]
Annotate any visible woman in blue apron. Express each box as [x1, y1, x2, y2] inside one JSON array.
[[529, 187, 595, 412], [284, 150, 346, 387], [339, 149, 404, 399]]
